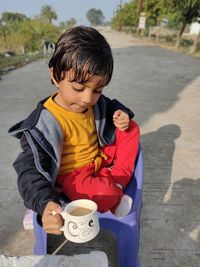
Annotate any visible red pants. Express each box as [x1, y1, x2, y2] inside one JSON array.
[[56, 121, 139, 212]]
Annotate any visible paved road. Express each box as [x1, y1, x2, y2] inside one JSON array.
[[0, 28, 200, 266]]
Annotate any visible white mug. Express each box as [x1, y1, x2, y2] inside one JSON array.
[[59, 199, 100, 243]]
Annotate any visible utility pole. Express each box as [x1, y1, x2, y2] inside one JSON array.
[[138, 0, 145, 15], [138, 0, 146, 34], [119, 0, 123, 31]]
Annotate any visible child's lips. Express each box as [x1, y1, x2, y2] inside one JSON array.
[[78, 105, 88, 109], [73, 104, 89, 111]]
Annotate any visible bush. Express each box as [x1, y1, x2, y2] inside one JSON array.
[[0, 52, 42, 78], [165, 35, 176, 43], [180, 38, 194, 48], [197, 42, 200, 50]]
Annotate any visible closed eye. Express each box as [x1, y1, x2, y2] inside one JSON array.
[[94, 90, 102, 94], [94, 86, 103, 94], [72, 87, 84, 92], [72, 87, 102, 94]]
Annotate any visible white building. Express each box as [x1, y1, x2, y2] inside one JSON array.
[[190, 22, 200, 34]]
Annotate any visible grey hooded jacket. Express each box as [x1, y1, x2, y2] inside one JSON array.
[[9, 94, 134, 215]]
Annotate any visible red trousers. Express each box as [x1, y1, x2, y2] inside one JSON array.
[[56, 121, 139, 212]]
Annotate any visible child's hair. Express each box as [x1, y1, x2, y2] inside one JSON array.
[[49, 26, 113, 86]]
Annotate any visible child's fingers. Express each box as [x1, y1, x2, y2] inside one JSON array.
[[42, 213, 64, 234], [46, 229, 63, 235], [113, 121, 129, 131], [113, 110, 121, 119], [42, 213, 63, 227], [113, 113, 129, 122], [44, 201, 62, 215], [43, 223, 63, 235], [113, 118, 129, 126], [113, 118, 129, 124], [114, 122, 128, 129], [45, 213, 63, 224], [42, 201, 64, 234]]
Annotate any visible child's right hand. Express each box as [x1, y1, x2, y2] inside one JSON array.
[[42, 201, 64, 235]]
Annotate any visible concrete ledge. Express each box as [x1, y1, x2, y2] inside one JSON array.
[[0, 251, 108, 267]]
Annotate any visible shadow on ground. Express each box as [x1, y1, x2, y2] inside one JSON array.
[[140, 124, 200, 266]]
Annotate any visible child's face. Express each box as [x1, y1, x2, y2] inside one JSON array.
[[51, 69, 106, 113]]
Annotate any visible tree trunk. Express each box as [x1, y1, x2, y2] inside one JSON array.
[[189, 30, 200, 54], [175, 22, 187, 49], [2, 30, 8, 49], [21, 45, 25, 55]]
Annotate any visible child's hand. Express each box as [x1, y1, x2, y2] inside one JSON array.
[[113, 110, 130, 131], [42, 201, 64, 235]]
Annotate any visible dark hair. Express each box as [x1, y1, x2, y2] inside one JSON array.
[[49, 26, 113, 85]]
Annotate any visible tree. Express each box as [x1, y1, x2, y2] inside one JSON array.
[[1, 12, 28, 23], [31, 18, 61, 48], [86, 8, 104, 26], [66, 18, 76, 29], [111, 1, 139, 30], [0, 19, 8, 49], [144, 0, 165, 26], [60, 18, 77, 30], [13, 20, 36, 53], [40, 5, 57, 24], [143, 0, 178, 27], [0, 12, 28, 50], [164, 0, 200, 47]]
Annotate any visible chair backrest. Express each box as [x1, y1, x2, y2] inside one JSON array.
[[124, 144, 143, 213]]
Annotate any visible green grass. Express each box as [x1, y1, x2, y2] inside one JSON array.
[[0, 53, 43, 78]]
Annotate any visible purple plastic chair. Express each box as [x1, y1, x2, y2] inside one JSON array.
[[33, 145, 143, 267]]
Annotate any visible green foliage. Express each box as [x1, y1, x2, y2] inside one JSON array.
[[145, 0, 164, 26], [40, 5, 57, 24], [111, 1, 139, 30], [1, 12, 28, 23], [180, 38, 194, 47], [86, 8, 105, 26], [59, 18, 77, 31], [163, 0, 200, 28], [0, 16, 60, 53], [165, 13, 181, 29], [0, 53, 41, 69], [0, 53, 42, 79], [0, 7, 61, 54], [140, 0, 200, 48], [165, 0, 200, 24]]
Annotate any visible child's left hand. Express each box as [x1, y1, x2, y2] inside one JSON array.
[[113, 110, 130, 131]]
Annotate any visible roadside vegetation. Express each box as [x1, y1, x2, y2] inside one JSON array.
[[0, 53, 42, 78], [111, 0, 200, 56], [0, 1, 200, 79], [0, 5, 77, 78]]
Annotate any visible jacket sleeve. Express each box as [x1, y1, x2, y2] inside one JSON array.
[[104, 96, 134, 119], [13, 133, 61, 215]]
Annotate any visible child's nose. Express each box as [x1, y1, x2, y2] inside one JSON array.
[[82, 92, 93, 104]]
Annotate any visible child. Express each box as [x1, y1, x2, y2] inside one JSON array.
[[9, 26, 140, 235]]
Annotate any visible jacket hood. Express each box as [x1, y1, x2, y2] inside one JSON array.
[[8, 96, 49, 138]]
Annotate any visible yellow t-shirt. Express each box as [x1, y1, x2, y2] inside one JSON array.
[[44, 94, 103, 175]]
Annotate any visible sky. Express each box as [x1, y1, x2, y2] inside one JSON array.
[[0, 0, 130, 25]]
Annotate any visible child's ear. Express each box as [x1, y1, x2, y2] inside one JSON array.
[[50, 67, 59, 88]]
